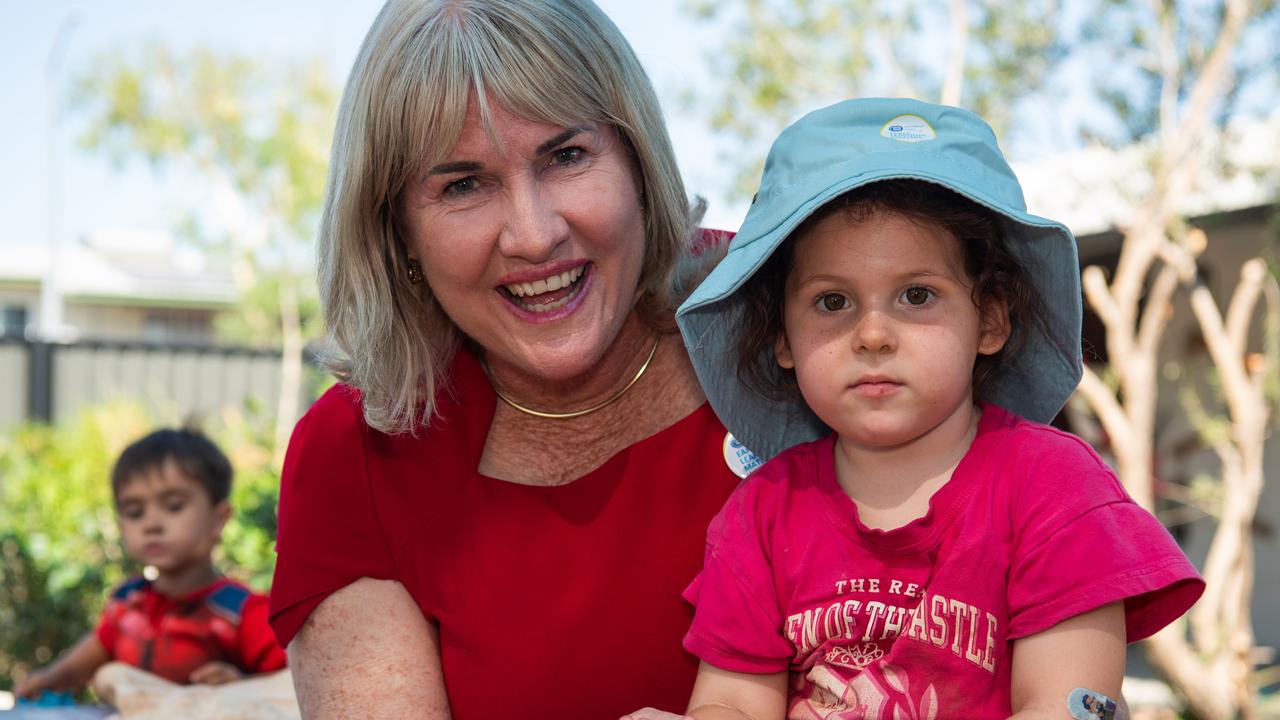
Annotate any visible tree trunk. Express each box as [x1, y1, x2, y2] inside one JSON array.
[[273, 277, 304, 474]]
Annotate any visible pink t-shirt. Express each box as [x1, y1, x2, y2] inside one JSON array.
[[684, 405, 1203, 720]]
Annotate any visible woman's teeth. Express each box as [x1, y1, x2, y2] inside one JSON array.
[[503, 266, 585, 298], [502, 265, 586, 313]]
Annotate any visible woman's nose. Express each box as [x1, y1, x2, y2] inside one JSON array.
[[853, 310, 895, 354], [497, 178, 569, 262]]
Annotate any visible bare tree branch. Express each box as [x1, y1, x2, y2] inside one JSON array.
[[1076, 365, 1131, 452], [941, 0, 968, 105]]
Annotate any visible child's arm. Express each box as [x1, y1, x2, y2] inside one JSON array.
[[188, 661, 244, 685], [1008, 601, 1126, 719], [12, 632, 111, 699], [618, 663, 786, 720], [686, 662, 787, 720]]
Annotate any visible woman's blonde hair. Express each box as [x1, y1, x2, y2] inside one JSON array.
[[317, 0, 698, 434]]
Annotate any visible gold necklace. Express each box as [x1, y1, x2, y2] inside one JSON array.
[[488, 336, 661, 420]]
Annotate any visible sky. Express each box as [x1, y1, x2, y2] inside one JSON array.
[[0, 0, 748, 256]]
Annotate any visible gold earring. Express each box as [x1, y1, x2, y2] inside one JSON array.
[[407, 259, 424, 284]]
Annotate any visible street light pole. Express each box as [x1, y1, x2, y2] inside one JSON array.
[[38, 12, 79, 342]]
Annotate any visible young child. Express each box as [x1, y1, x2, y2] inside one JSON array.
[[630, 99, 1204, 719], [13, 428, 286, 699]]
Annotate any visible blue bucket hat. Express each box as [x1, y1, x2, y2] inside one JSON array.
[[678, 98, 1083, 462]]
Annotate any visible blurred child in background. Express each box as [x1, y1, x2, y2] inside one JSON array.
[[13, 428, 286, 699]]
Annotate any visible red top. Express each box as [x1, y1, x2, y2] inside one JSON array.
[[97, 576, 287, 684], [684, 405, 1204, 719], [269, 348, 743, 718]]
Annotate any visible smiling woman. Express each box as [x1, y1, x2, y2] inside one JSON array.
[[266, 1, 743, 718]]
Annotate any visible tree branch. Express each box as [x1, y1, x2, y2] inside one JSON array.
[[1136, 261, 1182, 357], [940, 0, 968, 106], [1074, 365, 1131, 451], [1166, 0, 1251, 165], [1224, 258, 1268, 359]]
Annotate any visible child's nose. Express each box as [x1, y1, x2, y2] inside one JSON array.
[[142, 509, 164, 531], [852, 311, 895, 354]]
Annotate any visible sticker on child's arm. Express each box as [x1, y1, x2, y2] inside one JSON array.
[[1068, 688, 1117, 719]]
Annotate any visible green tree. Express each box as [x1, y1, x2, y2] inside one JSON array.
[[685, 0, 1064, 198], [72, 44, 338, 470]]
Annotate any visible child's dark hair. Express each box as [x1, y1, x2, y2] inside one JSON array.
[[737, 179, 1044, 403], [110, 428, 233, 505]]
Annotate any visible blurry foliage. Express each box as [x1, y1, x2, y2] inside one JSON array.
[[681, 0, 1066, 198], [71, 43, 336, 350], [0, 402, 283, 692], [683, 0, 1280, 200]]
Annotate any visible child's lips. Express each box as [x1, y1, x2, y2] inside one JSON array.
[[143, 541, 166, 556], [852, 378, 901, 397]]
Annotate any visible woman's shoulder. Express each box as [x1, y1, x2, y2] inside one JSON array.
[[305, 383, 366, 427], [300, 348, 491, 438]]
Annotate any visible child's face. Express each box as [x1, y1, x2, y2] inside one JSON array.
[[115, 459, 230, 578], [774, 209, 1010, 450]]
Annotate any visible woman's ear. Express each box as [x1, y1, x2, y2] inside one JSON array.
[[775, 332, 796, 369], [978, 296, 1012, 356]]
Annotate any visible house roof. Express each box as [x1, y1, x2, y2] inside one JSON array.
[[2, 228, 236, 308], [1013, 110, 1280, 237]]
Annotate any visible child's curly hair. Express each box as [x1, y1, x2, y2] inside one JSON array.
[[736, 179, 1045, 405]]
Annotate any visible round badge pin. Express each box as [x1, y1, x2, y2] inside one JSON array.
[[723, 433, 764, 478]]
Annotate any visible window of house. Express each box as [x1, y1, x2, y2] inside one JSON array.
[[2, 305, 28, 338]]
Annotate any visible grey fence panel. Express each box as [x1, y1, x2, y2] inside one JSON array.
[[1, 338, 299, 427], [0, 341, 27, 428]]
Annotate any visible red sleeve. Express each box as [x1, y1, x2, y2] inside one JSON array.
[[1005, 428, 1204, 641], [236, 594, 288, 673], [95, 601, 121, 656], [683, 468, 793, 673], [691, 227, 734, 255], [268, 385, 397, 647]]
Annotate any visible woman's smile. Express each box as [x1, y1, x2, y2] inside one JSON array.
[[498, 262, 591, 316]]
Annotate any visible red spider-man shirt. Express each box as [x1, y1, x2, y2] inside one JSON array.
[[96, 576, 286, 684]]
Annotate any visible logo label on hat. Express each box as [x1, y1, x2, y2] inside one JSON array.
[[723, 433, 764, 478], [880, 115, 937, 143]]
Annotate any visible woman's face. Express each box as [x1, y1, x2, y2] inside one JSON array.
[[400, 99, 647, 384]]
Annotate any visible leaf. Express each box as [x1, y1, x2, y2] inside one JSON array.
[[920, 685, 938, 720], [882, 663, 907, 694]]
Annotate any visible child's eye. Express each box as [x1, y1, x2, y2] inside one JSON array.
[[817, 293, 848, 312], [165, 502, 186, 514], [550, 146, 586, 166], [901, 287, 934, 306]]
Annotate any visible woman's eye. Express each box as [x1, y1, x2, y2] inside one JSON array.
[[550, 147, 585, 166], [902, 287, 934, 306], [818, 293, 848, 312], [443, 176, 478, 196]]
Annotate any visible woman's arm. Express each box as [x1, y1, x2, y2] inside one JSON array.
[[13, 632, 110, 698], [1009, 602, 1126, 719], [288, 578, 451, 719], [686, 662, 787, 720]]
